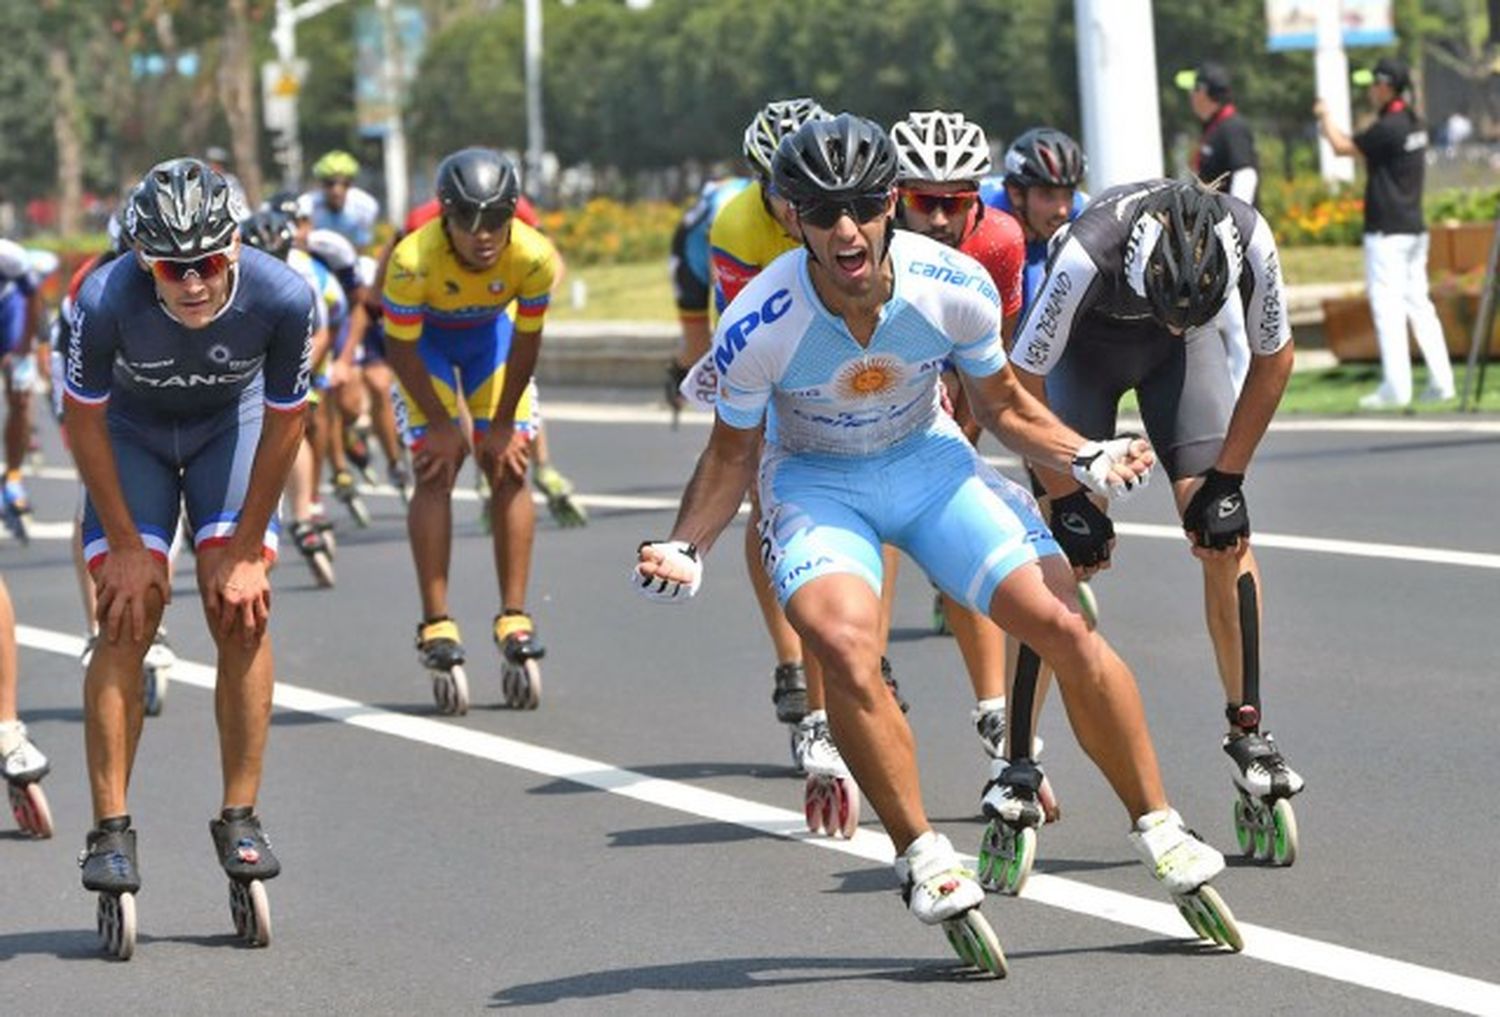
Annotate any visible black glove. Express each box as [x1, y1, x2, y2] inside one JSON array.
[[664, 361, 689, 408], [1183, 469, 1249, 549], [1049, 490, 1115, 569]]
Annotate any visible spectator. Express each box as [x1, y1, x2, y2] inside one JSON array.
[[1186, 61, 1259, 206], [1185, 61, 1258, 391], [1315, 56, 1456, 408]]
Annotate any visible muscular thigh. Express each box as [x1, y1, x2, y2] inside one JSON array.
[[757, 446, 884, 606], [80, 412, 183, 568]]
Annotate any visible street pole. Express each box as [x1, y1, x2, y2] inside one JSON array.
[[1074, 0, 1164, 190], [272, 0, 304, 189], [524, 0, 545, 200], [376, 0, 410, 226], [1315, 0, 1356, 184]]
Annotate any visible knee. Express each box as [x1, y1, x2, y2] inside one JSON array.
[[1025, 598, 1098, 675], [805, 613, 883, 698]]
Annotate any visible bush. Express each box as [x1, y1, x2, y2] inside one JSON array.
[[538, 198, 681, 266], [1259, 175, 1363, 246]]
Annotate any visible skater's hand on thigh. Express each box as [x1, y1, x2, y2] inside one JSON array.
[[208, 556, 271, 646], [96, 546, 171, 645], [478, 424, 530, 484], [414, 420, 467, 486]]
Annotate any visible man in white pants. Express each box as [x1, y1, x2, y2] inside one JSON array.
[[1315, 56, 1455, 409]]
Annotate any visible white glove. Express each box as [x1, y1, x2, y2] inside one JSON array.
[[632, 540, 702, 603], [1070, 436, 1152, 501]]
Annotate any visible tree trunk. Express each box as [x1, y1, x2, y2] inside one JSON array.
[[219, 0, 263, 207], [47, 42, 83, 237]]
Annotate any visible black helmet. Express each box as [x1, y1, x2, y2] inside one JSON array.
[[263, 190, 310, 220], [128, 157, 246, 259], [435, 147, 520, 233], [240, 209, 295, 261], [1003, 127, 1086, 189], [1129, 182, 1240, 332], [771, 113, 899, 209]]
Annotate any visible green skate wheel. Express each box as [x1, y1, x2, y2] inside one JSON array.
[[932, 592, 950, 635], [944, 910, 1007, 978], [1003, 826, 1036, 897], [1076, 580, 1099, 629], [1176, 897, 1211, 941], [976, 821, 1004, 891], [1251, 799, 1274, 861], [1194, 885, 1244, 952], [1271, 797, 1298, 867], [1232, 796, 1255, 856]]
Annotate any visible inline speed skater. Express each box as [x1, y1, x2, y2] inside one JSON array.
[[383, 148, 558, 714], [67, 159, 310, 957], [1011, 177, 1304, 869], [635, 116, 1239, 973]]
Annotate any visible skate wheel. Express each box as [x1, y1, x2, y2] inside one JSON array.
[[502, 661, 541, 710], [1251, 799, 1274, 862], [1271, 797, 1298, 867], [351, 497, 371, 529], [97, 892, 136, 961], [15, 781, 53, 838], [1076, 580, 1099, 629], [932, 592, 950, 635], [521, 659, 542, 710], [311, 550, 336, 588], [834, 777, 860, 839], [143, 665, 167, 717], [1176, 887, 1242, 952], [943, 909, 1008, 978], [787, 725, 802, 773], [1004, 826, 1036, 896], [230, 880, 272, 947], [803, 776, 828, 835], [432, 667, 469, 716], [1232, 795, 1255, 856]]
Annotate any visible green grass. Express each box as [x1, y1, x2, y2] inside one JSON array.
[[1120, 363, 1500, 415], [1278, 245, 1365, 287], [548, 260, 676, 322]]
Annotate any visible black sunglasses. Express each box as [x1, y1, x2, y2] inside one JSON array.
[[795, 192, 891, 230]]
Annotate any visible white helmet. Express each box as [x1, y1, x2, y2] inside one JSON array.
[[306, 228, 358, 272], [742, 97, 831, 179], [0, 238, 29, 279], [890, 111, 991, 185]]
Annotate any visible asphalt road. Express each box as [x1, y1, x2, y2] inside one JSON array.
[[3, 390, 1498, 1015]]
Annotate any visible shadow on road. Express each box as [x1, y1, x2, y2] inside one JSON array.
[[488, 953, 990, 1007]]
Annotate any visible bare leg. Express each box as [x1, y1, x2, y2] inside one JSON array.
[[489, 463, 536, 611], [786, 573, 928, 853], [0, 575, 17, 720], [83, 580, 162, 822], [196, 548, 275, 809], [988, 556, 1166, 822], [408, 451, 456, 620]]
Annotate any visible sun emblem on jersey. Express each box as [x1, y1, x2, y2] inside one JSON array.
[[207, 344, 231, 365], [835, 355, 903, 400]]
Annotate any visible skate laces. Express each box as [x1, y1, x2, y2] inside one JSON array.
[[493, 612, 534, 644], [899, 832, 972, 895], [1131, 809, 1220, 882], [418, 618, 461, 647]]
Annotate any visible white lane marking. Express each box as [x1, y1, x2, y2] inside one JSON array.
[[18, 623, 1500, 1015], [0, 519, 75, 542], [1113, 522, 1500, 571], [16, 468, 1498, 569], [540, 401, 1500, 435]]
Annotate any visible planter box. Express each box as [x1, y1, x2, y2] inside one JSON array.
[[1323, 291, 1500, 362], [1428, 222, 1496, 275]]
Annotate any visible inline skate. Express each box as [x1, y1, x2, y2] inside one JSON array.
[[1130, 808, 1243, 951], [210, 806, 279, 947], [79, 815, 139, 960], [897, 831, 1006, 978], [797, 712, 859, 839], [494, 612, 544, 709], [418, 617, 469, 715], [2, 720, 52, 838]]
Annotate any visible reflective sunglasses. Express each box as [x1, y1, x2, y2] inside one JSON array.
[[900, 190, 978, 218], [795, 192, 891, 230], [448, 203, 515, 235], [144, 251, 233, 284]]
